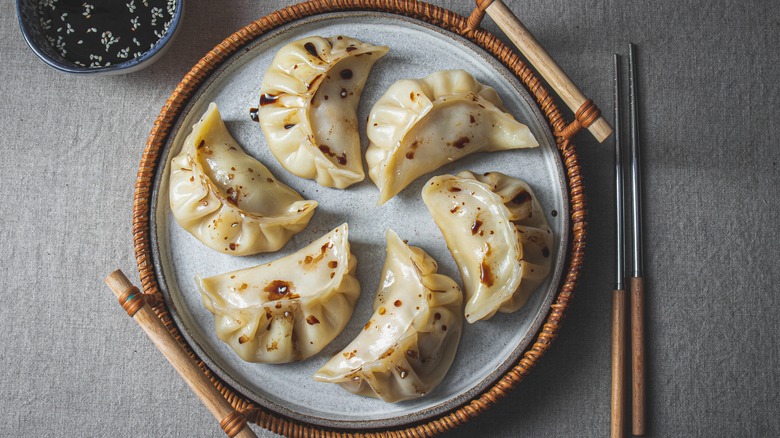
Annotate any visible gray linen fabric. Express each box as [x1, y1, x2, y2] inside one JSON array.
[[1, 0, 777, 436]]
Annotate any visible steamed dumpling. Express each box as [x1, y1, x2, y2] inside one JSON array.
[[422, 171, 553, 323], [366, 69, 538, 204], [314, 229, 462, 402], [169, 103, 317, 255], [258, 36, 389, 189], [198, 224, 360, 363]]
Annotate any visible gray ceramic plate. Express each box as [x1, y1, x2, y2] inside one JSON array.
[[150, 11, 568, 430]]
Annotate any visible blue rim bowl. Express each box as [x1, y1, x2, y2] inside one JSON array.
[[16, 0, 184, 75]]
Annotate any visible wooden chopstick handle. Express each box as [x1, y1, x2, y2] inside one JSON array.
[[105, 270, 258, 438], [611, 288, 627, 438], [482, 0, 613, 143], [630, 276, 646, 435]]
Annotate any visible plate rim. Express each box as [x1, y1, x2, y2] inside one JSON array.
[[133, 1, 587, 436]]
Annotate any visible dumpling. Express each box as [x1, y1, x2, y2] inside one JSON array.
[[197, 224, 360, 363], [366, 69, 538, 204], [257, 36, 389, 189], [170, 103, 317, 255], [421, 171, 553, 323], [314, 229, 462, 402]]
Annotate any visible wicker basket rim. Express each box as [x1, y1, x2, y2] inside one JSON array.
[[132, 1, 587, 437]]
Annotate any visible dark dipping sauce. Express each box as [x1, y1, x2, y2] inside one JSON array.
[[37, 0, 176, 68]]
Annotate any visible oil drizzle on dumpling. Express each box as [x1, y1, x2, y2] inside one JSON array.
[[313, 230, 462, 402], [258, 36, 389, 189], [169, 103, 317, 255], [366, 70, 538, 204]]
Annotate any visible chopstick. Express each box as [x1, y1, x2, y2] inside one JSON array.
[[628, 43, 646, 436], [105, 270, 258, 438], [475, 0, 613, 142], [611, 54, 627, 438]]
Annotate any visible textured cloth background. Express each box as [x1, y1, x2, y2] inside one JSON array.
[[1, 0, 778, 436]]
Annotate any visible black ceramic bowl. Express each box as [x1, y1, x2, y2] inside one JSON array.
[[16, 0, 184, 75]]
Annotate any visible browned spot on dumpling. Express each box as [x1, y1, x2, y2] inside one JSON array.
[[306, 315, 320, 325], [318, 144, 348, 166], [394, 300, 402, 307], [237, 283, 248, 291], [512, 190, 532, 205], [471, 219, 483, 235], [442, 325, 448, 331], [449, 136, 470, 149], [228, 242, 239, 251], [450, 206, 459, 213], [379, 348, 395, 359], [238, 335, 250, 344], [340, 69, 353, 80], [265, 280, 293, 300], [396, 366, 408, 379], [343, 349, 357, 359], [345, 45, 357, 52], [378, 307, 386, 315], [283, 123, 295, 130], [249, 107, 259, 122], [480, 260, 494, 287], [405, 140, 421, 159], [409, 91, 416, 101], [364, 320, 372, 330], [259, 93, 279, 106], [267, 340, 278, 351], [542, 247, 550, 258], [434, 313, 441, 320], [406, 349, 418, 359], [197, 140, 206, 149], [303, 42, 318, 57], [302, 242, 334, 270], [225, 186, 241, 206], [328, 260, 338, 269], [470, 114, 476, 123], [340, 88, 348, 98], [448, 186, 462, 192]]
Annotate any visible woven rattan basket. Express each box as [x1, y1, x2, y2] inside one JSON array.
[[131, 1, 595, 436]]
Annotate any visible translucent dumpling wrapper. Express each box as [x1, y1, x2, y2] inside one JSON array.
[[314, 229, 462, 402], [169, 103, 317, 255], [422, 171, 553, 323], [366, 69, 538, 204], [197, 224, 360, 363], [258, 35, 389, 189]]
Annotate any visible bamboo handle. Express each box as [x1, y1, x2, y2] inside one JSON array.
[[483, 0, 613, 142], [630, 276, 646, 435], [611, 288, 627, 438], [105, 270, 258, 438]]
